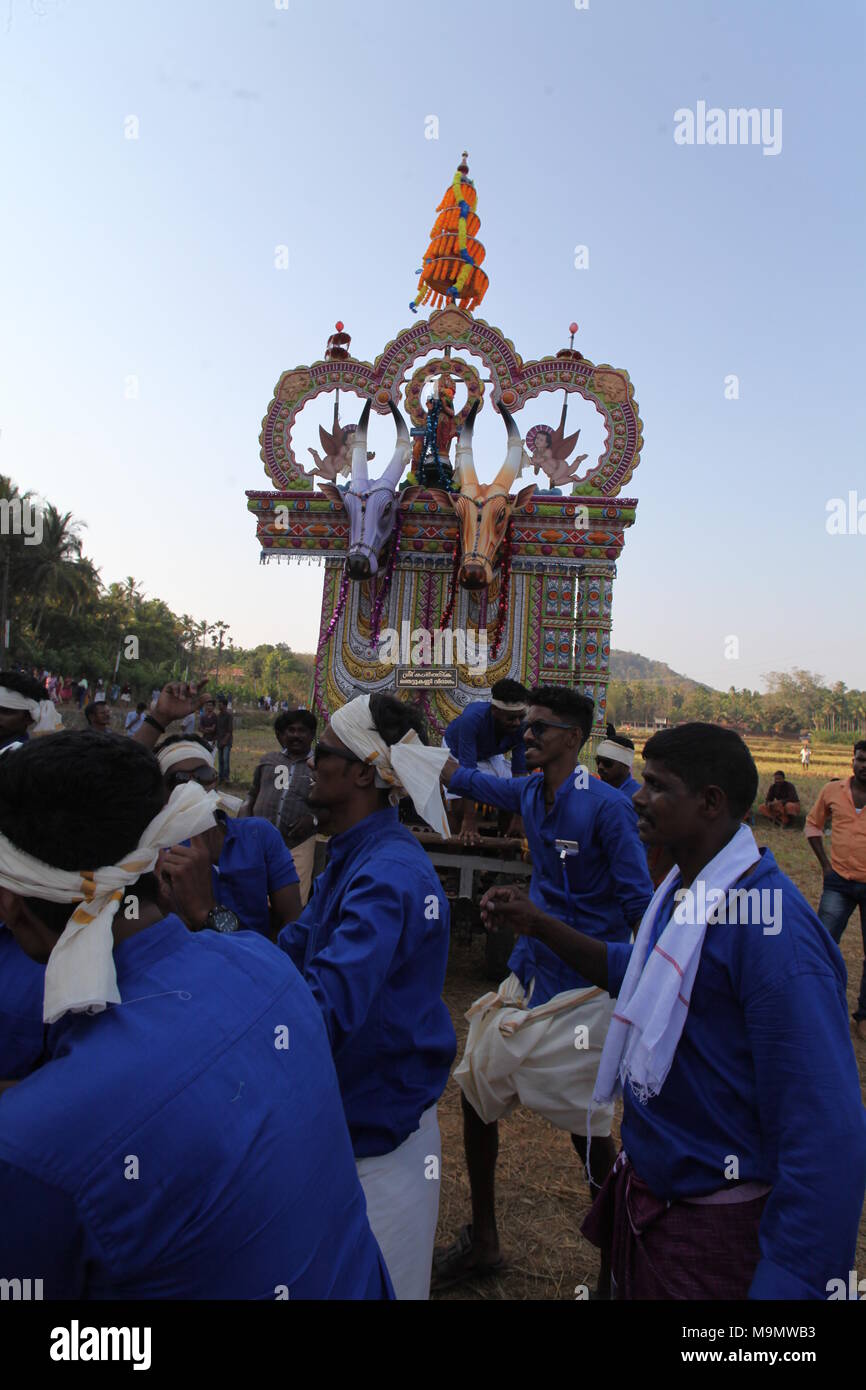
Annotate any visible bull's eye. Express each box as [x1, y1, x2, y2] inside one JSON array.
[[498, 509, 506, 525]]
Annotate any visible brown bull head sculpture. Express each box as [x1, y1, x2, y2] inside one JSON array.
[[432, 399, 535, 589]]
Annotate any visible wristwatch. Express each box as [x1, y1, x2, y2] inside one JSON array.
[[204, 905, 241, 934]]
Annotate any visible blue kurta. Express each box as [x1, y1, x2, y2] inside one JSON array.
[[0, 916, 391, 1299], [0, 924, 45, 1079], [208, 815, 299, 936], [278, 806, 456, 1158], [605, 849, 866, 1300], [450, 766, 653, 1004], [616, 773, 641, 804], [444, 701, 527, 774]]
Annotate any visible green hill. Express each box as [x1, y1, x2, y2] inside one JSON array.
[[609, 650, 707, 688]]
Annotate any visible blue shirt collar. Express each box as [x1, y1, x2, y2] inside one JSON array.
[[325, 805, 400, 868]]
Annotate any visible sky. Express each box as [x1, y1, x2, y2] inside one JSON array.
[[1, 0, 864, 691]]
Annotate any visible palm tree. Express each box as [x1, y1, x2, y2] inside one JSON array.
[[30, 505, 90, 638]]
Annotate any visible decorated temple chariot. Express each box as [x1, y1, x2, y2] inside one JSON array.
[[246, 155, 644, 738]]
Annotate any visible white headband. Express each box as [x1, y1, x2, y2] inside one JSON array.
[[0, 781, 219, 1023], [0, 686, 61, 735], [156, 741, 243, 814], [596, 739, 635, 769], [329, 694, 451, 839], [490, 699, 528, 712]]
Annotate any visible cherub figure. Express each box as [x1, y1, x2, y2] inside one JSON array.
[[524, 400, 588, 488], [308, 403, 375, 483]]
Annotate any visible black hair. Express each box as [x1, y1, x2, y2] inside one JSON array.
[[155, 733, 213, 758], [605, 722, 635, 752], [529, 685, 594, 740], [84, 702, 109, 724], [854, 740, 866, 756], [0, 731, 166, 873], [275, 709, 317, 737], [773, 769, 786, 778], [490, 679, 530, 705], [369, 693, 428, 747], [136, 702, 146, 712], [0, 670, 48, 703], [642, 723, 759, 818]]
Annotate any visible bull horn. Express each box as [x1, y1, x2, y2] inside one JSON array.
[[350, 398, 372, 486], [490, 398, 524, 494], [454, 399, 480, 495], [380, 400, 412, 488]]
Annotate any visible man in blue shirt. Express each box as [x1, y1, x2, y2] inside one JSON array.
[[154, 734, 302, 938], [481, 723, 866, 1299], [433, 686, 653, 1291], [0, 731, 391, 1299], [444, 678, 529, 844], [595, 723, 641, 803], [279, 692, 457, 1299], [0, 922, 45, 1080]]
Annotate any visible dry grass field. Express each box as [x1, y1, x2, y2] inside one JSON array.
[[78, 707, 866, 1299]]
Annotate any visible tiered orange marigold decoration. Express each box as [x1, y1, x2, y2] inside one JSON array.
[[410, 153, 489, 313]]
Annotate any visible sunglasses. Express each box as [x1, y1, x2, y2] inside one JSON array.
[[524, 719, 578, 740], [166, 766, 218, 788], [312, 741, 362, 768]]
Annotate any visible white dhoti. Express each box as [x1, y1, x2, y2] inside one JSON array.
[[454, 973, 615, 1136], [356, 1104, 441, 1300], [289, 834, 317, 905]]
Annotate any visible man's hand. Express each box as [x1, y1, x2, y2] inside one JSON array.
[[155, 680, 210, 728], [459, 804, 482, 846], [480, 884, 539, 937], [156, 836, 216, 931], [440, 755, 460, 788]]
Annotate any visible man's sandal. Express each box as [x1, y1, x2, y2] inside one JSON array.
[[430, 1224, 507, 1292]]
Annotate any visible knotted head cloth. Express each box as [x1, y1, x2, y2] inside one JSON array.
[[0, 686, 61, 735], [0, 780, 220, 1023], [155, 740, 244, 814], [596, 739, 635, 769], [329, 693, 451, 840]]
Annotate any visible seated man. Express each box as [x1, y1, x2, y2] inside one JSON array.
[[0, 670, 59, 751], [595, 724, 640, 801], [0, 732, 391, 1299], [154, 734, 302, 939], [482, 723, 866, 1299], [279, 693, 457, 1300], [433, 686, 653, 1291], [443, 678, 529, 845], [240, 709, 318, 904], [757, 770, 800, 826]]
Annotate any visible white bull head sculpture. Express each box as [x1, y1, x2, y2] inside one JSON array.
[[319, 399, 412, 580]]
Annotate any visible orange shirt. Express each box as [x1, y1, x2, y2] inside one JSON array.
[[806, 779, 866, 881]]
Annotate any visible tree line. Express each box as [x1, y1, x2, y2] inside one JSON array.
[[1, 476, 313, 706]]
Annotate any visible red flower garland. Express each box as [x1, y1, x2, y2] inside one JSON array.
[[438, 539, 462, 631], [369, 512, 404, 647], [490, 520, 513, 659], [318, 567, 350, 651]]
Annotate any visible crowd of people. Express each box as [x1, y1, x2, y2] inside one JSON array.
[[0, 666, 864, 1302]]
